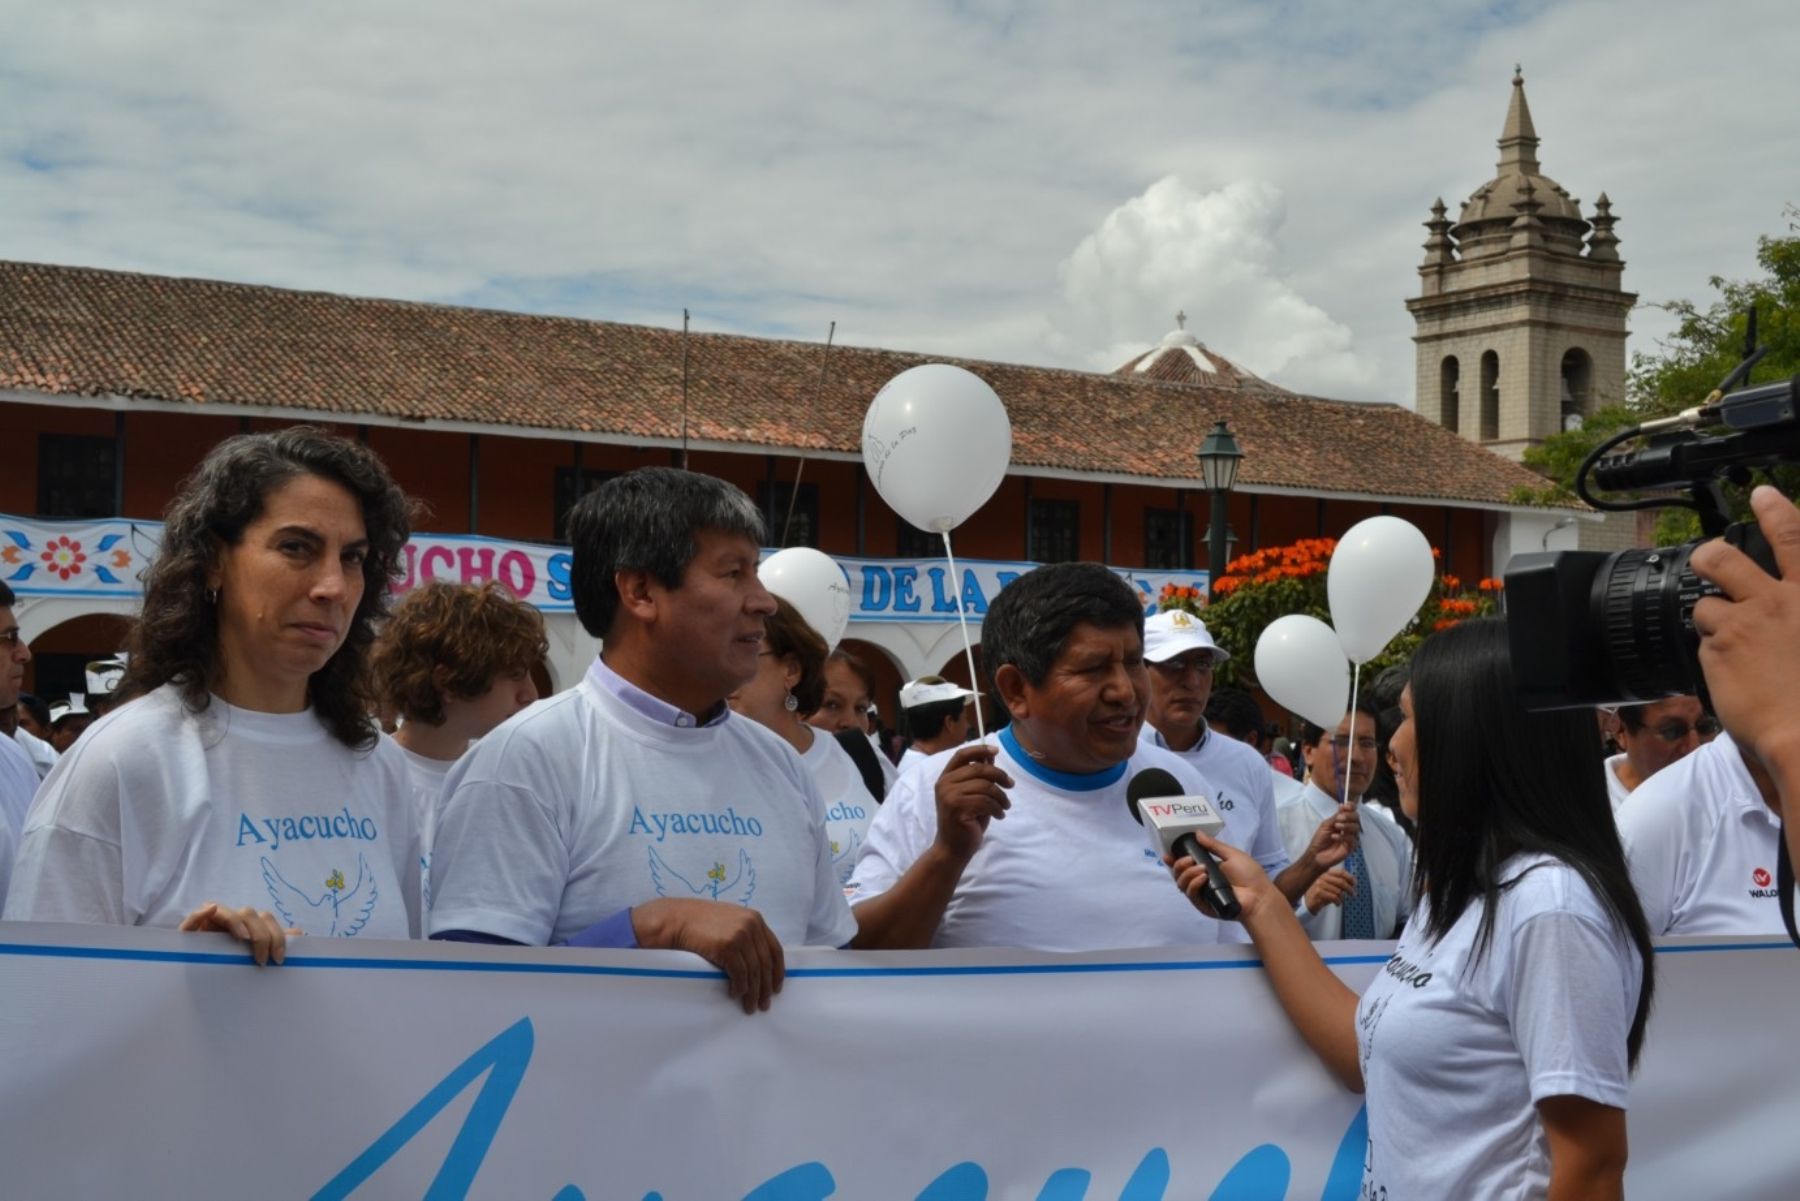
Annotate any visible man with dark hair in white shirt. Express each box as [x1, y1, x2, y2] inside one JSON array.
[[429, 468, 856, 1013], [850, 566, 1352, 951], [1279, 698, 1413, 940], [895, 675, 975, 773], [1604, 696, 1717, 810], [0, 588, 56, 782]]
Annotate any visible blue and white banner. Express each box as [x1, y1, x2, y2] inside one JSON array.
[[828, 556, 1208, 624], [0, 515, 580, 611], [1, 513, 1205, 621], [0, 925, 1792, 1199]]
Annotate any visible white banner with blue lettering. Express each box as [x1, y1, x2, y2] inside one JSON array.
[[0, 926, 1792, 1200], [832, 556, 1207, 623], [1, 513, 1206, 619]]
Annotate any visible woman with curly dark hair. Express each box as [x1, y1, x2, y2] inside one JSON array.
[[5, 427, 423, 962]]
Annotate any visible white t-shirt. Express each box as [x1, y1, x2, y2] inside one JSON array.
[[1140, 722, 1287, 880], [392, 739, 456, 914], [1603, 753, 1633, 812], [897, 746, 929, 775], [0, 735, 26, 907], [1277, 781, 1413, 941], [1270, 767, 1307, 811], [0, 730, 40, 841], [12, 726, 57, 780], [1617, 736, 1785, 936], [5, 686, 421, 939], [428, 662, 857, 949], [1356, 853, 1642, 1201], [848, 729, 1289, 951], [800, 729, 874, 890]]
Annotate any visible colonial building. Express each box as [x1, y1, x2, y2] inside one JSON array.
[[0, 258, 1575, 710]]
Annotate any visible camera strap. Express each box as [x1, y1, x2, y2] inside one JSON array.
[[1780, 823, 1799, 951]]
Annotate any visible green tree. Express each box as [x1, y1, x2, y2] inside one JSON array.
[[1512, 208, 1800, 541]]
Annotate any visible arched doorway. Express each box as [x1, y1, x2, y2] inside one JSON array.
[[22, 612, 133, 703]]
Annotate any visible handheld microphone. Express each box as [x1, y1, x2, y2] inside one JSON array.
[[1126, 767, 1241, 920]]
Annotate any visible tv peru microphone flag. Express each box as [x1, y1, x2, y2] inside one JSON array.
[[1125, 767, 1225, 860]]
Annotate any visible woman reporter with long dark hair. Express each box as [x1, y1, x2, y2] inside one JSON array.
[[1169, 618, 1655, 1200], [5, 427, 422, 962]]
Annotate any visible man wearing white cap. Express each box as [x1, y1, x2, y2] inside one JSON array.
[[1137, 608, 1357, 908], [48, 694, 94, 753], [84, 656, 128, 720], [896, 675, 977, 774]]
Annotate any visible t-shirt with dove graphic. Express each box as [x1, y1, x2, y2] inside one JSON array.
[[4, 685, 421, 940], [428, 659, 856, 948], [800, 726, 874, 892]]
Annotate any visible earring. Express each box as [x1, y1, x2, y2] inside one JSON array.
[[205, 587, 219, 605], [784, 691, 799, 713]]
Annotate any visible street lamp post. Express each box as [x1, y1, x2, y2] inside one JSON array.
[[1196, 420, 1244, 596]]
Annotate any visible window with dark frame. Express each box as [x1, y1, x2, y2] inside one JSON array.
[[757, 481, 820, 549], [552, 467, 620, 540], [1143, 507, 1193, 571], [37, 434, 117, 518], [895, 520, 940, 559], [1029, 499, 1080, 564]]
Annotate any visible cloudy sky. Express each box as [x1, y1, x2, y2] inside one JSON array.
[[3, 1, 1796, 406]]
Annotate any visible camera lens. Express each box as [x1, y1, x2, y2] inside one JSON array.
[[1588, 543, 1710, 703]]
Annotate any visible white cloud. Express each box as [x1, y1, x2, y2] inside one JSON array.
[[0, 0, 1796, 411], [1051, 175, 1380, 395]]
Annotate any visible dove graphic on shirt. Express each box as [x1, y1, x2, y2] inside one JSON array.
[[829, 830, 860, 882], [260, 851, 380, 936], [646, 846, 757, 906]]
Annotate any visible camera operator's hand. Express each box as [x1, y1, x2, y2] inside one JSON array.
[[1691, 486, 1800, 829]]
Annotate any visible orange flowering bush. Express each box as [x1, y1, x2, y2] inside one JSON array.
[[1168, 537, 1502, 687]]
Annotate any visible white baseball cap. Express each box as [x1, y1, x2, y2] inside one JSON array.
[[1142, 609, 1231, 664], [899, 677, 978, 709], [85, 656, 127, 697], [50, 693, 91, 724]]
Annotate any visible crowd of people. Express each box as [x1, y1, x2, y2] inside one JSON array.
[[0, 425, 1797, 1198]]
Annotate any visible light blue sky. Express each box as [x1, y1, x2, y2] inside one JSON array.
[[2, 0, 1796, 406]]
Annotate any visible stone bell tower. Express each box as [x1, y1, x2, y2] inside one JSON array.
[[1407, 69, 1635, 461]]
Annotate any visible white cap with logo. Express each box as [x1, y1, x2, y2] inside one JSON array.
[[899, 677, 978, 710], [1142, 609, 1231, 664], [85, 655, 128, 697]]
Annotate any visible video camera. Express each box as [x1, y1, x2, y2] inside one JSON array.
[[1504, 349, 1798, 711]]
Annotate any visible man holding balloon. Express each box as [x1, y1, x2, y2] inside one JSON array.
[[1137, 609, 1363, 916]]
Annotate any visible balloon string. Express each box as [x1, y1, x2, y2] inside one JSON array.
[[1340, 662, 1361, 809], [942, 530, 987, 741]]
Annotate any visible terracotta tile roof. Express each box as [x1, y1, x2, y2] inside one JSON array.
[[0, 259, 1557, 507]]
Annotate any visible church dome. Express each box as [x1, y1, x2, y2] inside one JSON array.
[[1112, 315, 1286, 392]]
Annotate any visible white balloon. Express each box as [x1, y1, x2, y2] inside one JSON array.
[[862, 364, 1012, 534], [760, 547, 852, 649], [1254, 615, 1351, 732], [1328, 516, 1436, 664]]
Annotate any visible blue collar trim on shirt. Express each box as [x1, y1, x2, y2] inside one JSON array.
[[998, 725, 1128, 792]]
